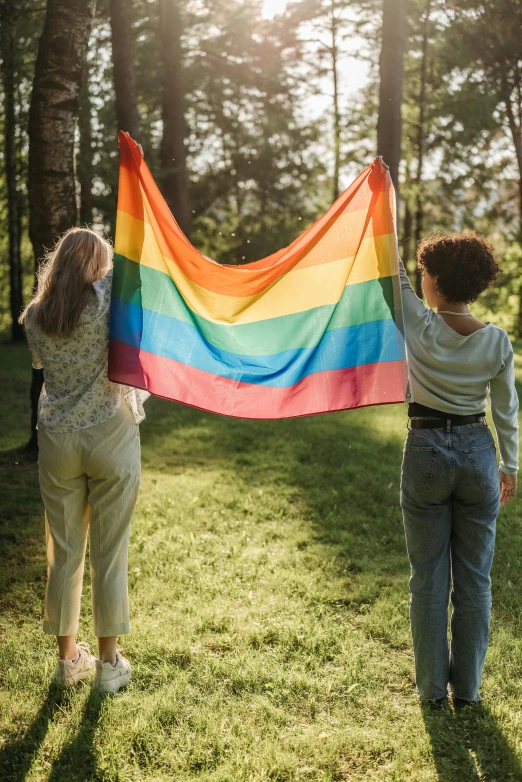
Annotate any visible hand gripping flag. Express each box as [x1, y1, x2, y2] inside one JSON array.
[[109, 132, 408, 418]]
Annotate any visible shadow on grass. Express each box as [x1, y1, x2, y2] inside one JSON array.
[[47, 688, 108, 782], [0, 683, 107, 782], [0, 684, 65, 781], [140, 398, 413, 588], [139, 399, 522, 773], [2, 388, 522, 778], [0, 443, 45, 614], [140, 396, 522, 604], [421, 702, 522, 781]]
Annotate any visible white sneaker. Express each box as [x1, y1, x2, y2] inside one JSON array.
[[52, 642, 96, 686], [94, 652, 132, 693]]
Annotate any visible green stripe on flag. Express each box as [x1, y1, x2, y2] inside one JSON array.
[[112, 253, 396, 357]]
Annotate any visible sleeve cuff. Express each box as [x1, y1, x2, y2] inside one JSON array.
[[499, 462, 518, 475]]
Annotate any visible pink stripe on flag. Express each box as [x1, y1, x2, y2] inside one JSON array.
[[109, 340, 408, 419]]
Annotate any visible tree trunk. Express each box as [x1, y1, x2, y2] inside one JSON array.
[[413, 200, 424, 298], [376, 0, 406, 194], [78, 72, 94, 225], [502, 78, 522, 230], [413, 0, 431, 299], [110, 0, 139, 139], [0, 18, 24, 341], [27, 0, 96, 448], [28, 0, 96, 262], [159, 0, 191, 236], [402, 194, 413, 273], [502, 77, 522, 335], [330, 0, 341, 202]]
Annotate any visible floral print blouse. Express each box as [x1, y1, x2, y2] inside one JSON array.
[[25, 268, 149, 433]]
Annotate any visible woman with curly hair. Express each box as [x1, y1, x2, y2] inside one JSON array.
[[399, 231, 518, 704]]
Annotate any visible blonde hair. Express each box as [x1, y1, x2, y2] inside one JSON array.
[[20, 227, 113, 338]]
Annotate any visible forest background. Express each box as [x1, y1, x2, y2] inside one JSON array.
[[2, 4, 522, 778], [1, 0, 522, 341]]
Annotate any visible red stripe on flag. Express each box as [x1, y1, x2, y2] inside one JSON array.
[[109, 339, 407, 419]]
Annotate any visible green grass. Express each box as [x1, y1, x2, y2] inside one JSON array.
[[0, 340, 521, 781]]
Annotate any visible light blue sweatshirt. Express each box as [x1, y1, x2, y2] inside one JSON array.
[[399, 260, 519, 474]]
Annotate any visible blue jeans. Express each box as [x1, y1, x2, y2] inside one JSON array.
[[400, 423, 500, 702]]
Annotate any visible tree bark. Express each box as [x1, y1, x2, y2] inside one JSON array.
[[78, 72, 94, 225], [159, 0, 191, 236], [377, 0, 406, 195], [0, 17, 24, 341], [330, 0, 341, 202], [110, 0, 140, 139], [501, 73, 522, 335], [27, 0, 96, 448], [402, 192, 414, 273], [503, 83, 522, 230], [28, 0, 96, 263], [413, 0, 431, 299]]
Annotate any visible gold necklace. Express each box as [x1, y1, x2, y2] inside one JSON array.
[[438, 310, 472, 317]]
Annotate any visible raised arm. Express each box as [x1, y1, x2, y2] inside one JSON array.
[[397, 255, 429, 324]]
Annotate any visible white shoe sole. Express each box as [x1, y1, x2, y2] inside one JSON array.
[[52, 668, 94, 687], [94, 671, 131, 693]]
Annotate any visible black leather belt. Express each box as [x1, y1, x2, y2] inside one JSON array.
[[410, 414, 485, 430]]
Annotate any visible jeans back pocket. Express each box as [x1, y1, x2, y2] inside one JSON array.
[[401, 445, 439, 494], [463, 440, 497, 492]]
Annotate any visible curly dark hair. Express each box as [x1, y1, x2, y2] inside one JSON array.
[[416, 231, 500, 304]]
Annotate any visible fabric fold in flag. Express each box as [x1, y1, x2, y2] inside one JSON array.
[[108, 131, 408, 418]]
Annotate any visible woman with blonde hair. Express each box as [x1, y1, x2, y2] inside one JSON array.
[[20, 227, 148, 693]]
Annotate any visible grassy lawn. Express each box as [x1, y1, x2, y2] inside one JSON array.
[[0, 340, 521, 781]]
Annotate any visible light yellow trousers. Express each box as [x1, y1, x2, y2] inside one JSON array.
[[38, 402, 141, 637]]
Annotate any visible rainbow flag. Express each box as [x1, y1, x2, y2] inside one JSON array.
[[108, 132, 408, 418]]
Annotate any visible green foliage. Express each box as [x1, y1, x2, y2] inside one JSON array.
[[80, 0, 328, 262], [0, 0, 44, 328], [2, 0, 522, 330], [183, 0, 328, 262], [439, 0, 522, 238], [473, 243, 522, 333], [1, 342, 522, 780]]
